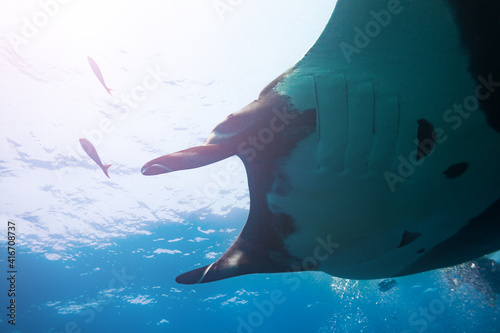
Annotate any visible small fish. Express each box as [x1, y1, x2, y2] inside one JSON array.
[[79, 138, 112, 178], [378, 279, 398, 292], [87, 56, 113, 96]]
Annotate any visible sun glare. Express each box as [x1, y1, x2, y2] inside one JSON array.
[[20, 0, 174, 57], [52, 1, 142, 54]]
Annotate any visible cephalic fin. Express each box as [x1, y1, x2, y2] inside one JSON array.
[[175, 231, 312, 284], [141, 144, 236, 175], [176, 263, 215, 284]]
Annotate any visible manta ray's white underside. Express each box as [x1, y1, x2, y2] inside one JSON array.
[[142, 0, 500, 284]]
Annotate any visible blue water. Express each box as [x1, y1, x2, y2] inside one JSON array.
[[1, 210, 500, 332], [1, 1, 500, 332]]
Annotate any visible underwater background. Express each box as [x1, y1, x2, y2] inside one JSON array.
[[0, 0, 499, 332]]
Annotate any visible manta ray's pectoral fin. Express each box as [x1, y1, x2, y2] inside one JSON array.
[[396, 198, 500, 277]]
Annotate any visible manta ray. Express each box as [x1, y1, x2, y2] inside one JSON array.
[[142, 0, 500, 284]]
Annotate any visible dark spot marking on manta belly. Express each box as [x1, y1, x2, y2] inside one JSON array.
[[395, 197, 500, 277], [446, 1, 500, 132], [399, 230, 423, 248], [443, 162, 469, 179], [416, 119, 436, 160], [417, 248, 426, 254]]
